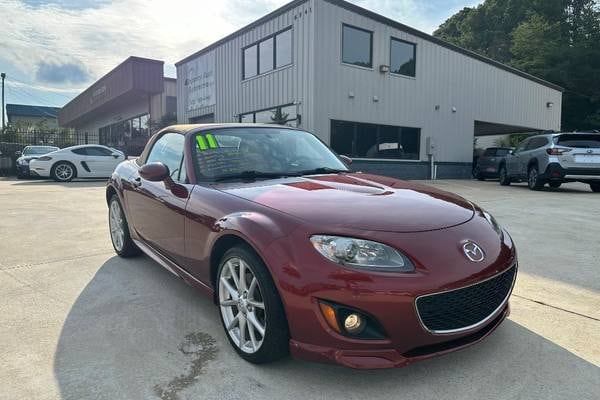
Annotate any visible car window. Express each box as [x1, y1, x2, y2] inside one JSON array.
[[71, 148, 88, 155], [495, 149, 511, 157], [86, 147, 114, 156], [526, 137, 548, 150], [483, 148, 497, 157], [514, 140, 529, 154], [146, 132, 186, 182], [556, 134, 600, 148]]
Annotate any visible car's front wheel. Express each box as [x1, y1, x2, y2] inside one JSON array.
[[590, 183, 600, 193], [51, 161, 76, 182], [499, 165, 511, 186], [108, 195, 140, 257], [527, 165, 545, 191], [217, 244, 289, 364]]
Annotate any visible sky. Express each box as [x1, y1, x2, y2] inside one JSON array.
[[0, 0, 483, 114]]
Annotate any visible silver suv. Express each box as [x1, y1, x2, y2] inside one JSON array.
[[498, 132, 600, 192]]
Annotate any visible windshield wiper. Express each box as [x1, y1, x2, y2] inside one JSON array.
[[297, 167, 349, 176], [214, 170, 300, 182]]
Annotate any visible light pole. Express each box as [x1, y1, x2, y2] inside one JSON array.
[[1, 72, 5, 132]]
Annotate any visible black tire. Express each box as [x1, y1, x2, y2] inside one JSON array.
[[217, 244, 289, 364], [499, 165, 511, 186], [527, 165, 545, 191], [549, 182, 562, 189], [108, 195, 141, 257], [590, 183, 600, 193], [51, 161, 77, 182]]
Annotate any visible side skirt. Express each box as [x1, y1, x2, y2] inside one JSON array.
[[132, 239, 215, 299]]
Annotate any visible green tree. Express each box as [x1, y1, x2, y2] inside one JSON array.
[[434, 0, 600, 131]]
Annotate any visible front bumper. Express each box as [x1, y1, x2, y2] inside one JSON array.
[[290, 303, 510, 369], [264, 216, 517, 369], [16, 164, 30, 176]]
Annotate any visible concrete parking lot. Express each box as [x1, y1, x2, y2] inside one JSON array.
[[1, 177, 598, 400]]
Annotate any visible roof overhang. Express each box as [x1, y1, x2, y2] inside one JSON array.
[[59, 57, 165, 127]]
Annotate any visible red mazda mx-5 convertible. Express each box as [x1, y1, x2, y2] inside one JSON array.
[[106, 124, 517, 369]]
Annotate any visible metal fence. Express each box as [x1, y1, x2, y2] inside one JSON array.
[[0, 130, 99, 176]]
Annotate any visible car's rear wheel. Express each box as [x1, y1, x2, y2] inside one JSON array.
[[217, 245, 289, 364], [527, 165, 545, 191], [499, 165, 511, 186], [108, 195, 140, 257], [51, 161, 76, 182], [549, 182, 562, 189], [590, 183, 600, 193]]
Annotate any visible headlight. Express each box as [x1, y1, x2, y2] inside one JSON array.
[[483, 210, 503, 237], [37, 156, 52, 161], [310, 235, 415, 272], [17, 158, 29, 165]]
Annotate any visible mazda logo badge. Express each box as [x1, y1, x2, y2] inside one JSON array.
[[463, 241, 485, 262]]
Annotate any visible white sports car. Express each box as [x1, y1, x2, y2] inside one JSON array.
[[29, 144, 126, 182]]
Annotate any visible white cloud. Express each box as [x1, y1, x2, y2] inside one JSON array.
[[0, 0, 290, 87], [0, 0, 483, 95]]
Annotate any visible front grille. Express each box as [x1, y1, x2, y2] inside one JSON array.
[[416, 265, 516, 333]]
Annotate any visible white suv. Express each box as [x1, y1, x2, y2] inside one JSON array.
[[498, 132, 600, 192]]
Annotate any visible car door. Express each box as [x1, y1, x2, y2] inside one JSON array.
[[125, 132, 191, 265], [522, 137, 547, 173], [507, 139, 529, 176], [84, 146, 123, 177]]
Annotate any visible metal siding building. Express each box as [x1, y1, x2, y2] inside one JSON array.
[[176, 0, 562, 179]]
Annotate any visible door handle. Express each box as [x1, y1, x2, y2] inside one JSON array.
[[132, 177, 142, 188]]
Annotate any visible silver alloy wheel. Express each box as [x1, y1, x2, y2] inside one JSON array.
[[109, 200, 125, 252], [219, 257, 266, 354], [528, 168, 538, 188], [55, 163, 74, 181]]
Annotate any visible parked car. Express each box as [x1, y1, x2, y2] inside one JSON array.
[[15, 145, 60, 179], [498, 132, 600, 192], [473, 147, 513, 180], [107, 124, 517, 369], [29, 144, 125, 182]]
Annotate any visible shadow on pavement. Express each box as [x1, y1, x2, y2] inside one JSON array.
[[9, 179, 108, 188], [54, 256, 599, 400]]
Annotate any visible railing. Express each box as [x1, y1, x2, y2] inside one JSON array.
[[0, 130, 99, 176]]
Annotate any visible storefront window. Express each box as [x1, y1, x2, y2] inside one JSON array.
[[330, 120, 420, 160], [98, 113, 150, 156]]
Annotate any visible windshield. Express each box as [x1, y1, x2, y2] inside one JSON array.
[[193, 127, 349, 181], [23, 146, 58, 155]]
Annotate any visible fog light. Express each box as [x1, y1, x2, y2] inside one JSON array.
[[344, 313, 365, 334]]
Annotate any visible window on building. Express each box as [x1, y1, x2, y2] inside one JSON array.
[[259, 37, 274, 74], [166, 96, 177, 117], [243, 27, 292, 80], [276, 28, 292, 68], [342, 24, 373, 68], [390, 38, 416, 77], [243, 45, 258, 79], [98, 113, 150, 157], [330, 120, 421, 160], [239, 104, 299, 127]]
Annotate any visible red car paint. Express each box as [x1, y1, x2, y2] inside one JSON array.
[[107, 125, 517, 369]]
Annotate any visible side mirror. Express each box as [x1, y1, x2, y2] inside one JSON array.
[[139, 162, 169, 182], [340, 155, 353, 166]]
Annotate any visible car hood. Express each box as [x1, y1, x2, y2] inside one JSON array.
[[215, 173, 475, 233]]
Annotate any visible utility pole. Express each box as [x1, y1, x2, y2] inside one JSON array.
[[1, 72, 5, 132]]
